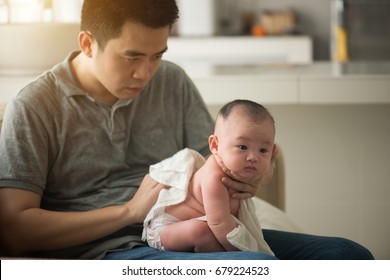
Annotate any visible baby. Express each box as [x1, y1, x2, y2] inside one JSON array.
[[142, 99, 276, 253]]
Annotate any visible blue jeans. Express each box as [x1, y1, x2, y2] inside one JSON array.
[[102, 229, 374, 260]]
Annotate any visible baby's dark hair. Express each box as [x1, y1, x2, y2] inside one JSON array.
[[81, 0, 179, 49], [217, 99, 275, 125]]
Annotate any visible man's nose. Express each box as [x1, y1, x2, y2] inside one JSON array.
[[133, 61, 151, 80]]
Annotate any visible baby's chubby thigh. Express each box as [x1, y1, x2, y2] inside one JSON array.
[[160, 218, 224, 252]]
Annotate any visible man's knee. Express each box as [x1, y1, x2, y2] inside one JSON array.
[[319, 237, 374, 260]]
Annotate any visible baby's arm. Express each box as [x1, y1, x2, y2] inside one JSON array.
[[202, 175, 239, 251]]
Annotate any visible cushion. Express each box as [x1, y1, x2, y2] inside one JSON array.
[[252, 197, 303, 233]]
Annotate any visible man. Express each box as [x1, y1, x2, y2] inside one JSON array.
[[0, 0, 373, 260]]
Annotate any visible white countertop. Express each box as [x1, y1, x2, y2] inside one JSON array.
[[1, 61, 390, 105], [179, 61, 390, 77], [174, 61, 390, 105]]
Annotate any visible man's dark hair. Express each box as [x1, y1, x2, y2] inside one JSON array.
[[81, 0, 179, 49]]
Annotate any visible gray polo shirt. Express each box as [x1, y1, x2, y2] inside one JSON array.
[[0, 52, 214, 259]]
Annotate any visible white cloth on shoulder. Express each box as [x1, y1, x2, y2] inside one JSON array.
[[142, 148, 274, 255]]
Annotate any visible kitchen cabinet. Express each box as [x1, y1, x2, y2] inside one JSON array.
[[165, 36, 312, 65]]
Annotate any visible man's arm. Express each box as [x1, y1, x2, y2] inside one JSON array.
[[0, 175, 164, 256]]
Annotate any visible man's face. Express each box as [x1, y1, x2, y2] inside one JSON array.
[[91, 21, 170, 102]]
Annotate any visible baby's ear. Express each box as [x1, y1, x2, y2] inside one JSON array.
[[272, 144, 278, 158], [270, 143, 278, 167], [208, 135, 219, 154]]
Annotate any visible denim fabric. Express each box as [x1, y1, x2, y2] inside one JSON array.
[[262, 230, 374, 260], [103, 246, 277, 260], [102, 229, 374, 260]]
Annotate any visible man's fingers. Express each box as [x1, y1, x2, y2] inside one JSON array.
[[221, 176, 257, 198]]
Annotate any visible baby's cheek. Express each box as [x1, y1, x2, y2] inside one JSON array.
[[259, 161, 271, 174], [224, 156, 245, 172]]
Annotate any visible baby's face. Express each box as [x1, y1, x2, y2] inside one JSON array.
[[215, 112, 275, 179]]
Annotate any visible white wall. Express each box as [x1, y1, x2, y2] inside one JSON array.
[[208, 104, 390, 260], [0, 24, 80, 74]]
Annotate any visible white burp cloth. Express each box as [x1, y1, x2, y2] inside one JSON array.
[[227, 199, 274, 255]]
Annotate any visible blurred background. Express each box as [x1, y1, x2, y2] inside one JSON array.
[[1, 0, 389, 61]]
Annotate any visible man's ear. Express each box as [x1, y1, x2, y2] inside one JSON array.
[[208, 135, 219, 154], [78, 31, 94, 58]]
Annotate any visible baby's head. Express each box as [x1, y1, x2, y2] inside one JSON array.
[[216, 99, 275, 130], [210, 100, 276, 179]]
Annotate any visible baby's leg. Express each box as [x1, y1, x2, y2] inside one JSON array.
[[160, 219, 225, 252]]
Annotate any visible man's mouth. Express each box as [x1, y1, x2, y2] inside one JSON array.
[[124, 86, 144, 96]]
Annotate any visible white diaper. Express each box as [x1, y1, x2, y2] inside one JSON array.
[[145, 207, 180, 250]]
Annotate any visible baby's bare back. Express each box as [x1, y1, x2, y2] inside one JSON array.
[[165, 156, 240, 221], [165, 175, 206, 220]]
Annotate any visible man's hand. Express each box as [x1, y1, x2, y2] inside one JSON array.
[[216, 145, 278, 199], [125, 174, 167, 223]]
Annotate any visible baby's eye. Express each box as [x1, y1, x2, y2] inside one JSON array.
[[238, 145, 248, 150], [260, 148, 268, 153]]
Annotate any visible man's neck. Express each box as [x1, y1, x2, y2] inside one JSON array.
[[70, 53, 118, 107]]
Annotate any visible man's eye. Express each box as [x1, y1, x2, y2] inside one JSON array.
[[238, 145, 248, 150], [127, 57, 140, 62], [150, 55, 162, 63]]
